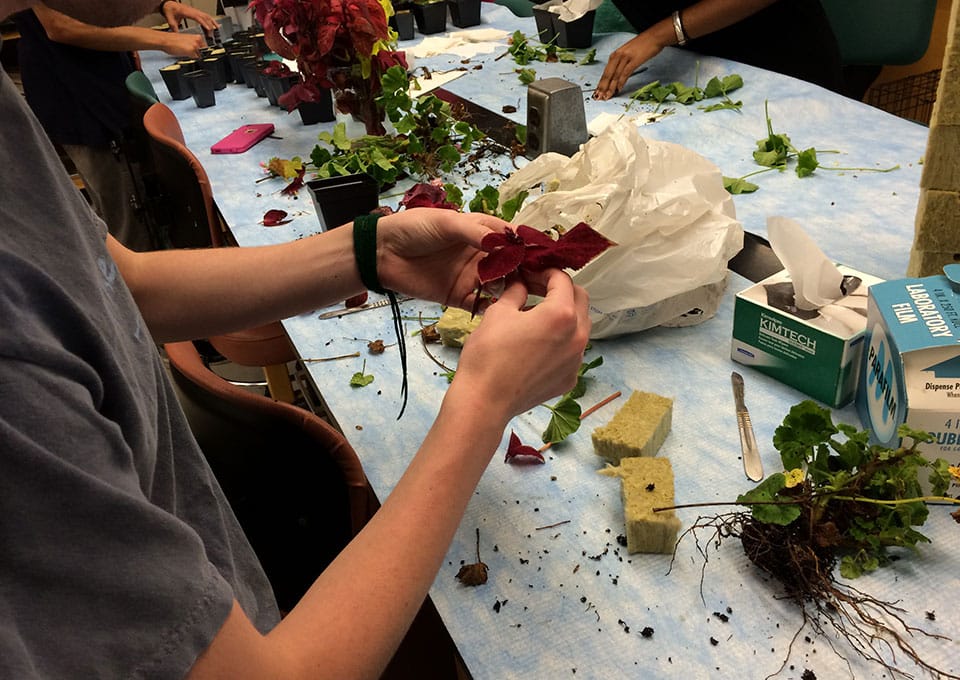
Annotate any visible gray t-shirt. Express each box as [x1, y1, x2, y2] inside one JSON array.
[[0, 62, 280, 678]]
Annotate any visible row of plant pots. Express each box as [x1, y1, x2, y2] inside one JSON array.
[[158, 43, 334, 124], [532, 1, 595, 48], [391, 0, 482, 38]]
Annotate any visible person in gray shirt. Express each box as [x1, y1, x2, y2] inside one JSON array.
[[0, 1, 591, 677]]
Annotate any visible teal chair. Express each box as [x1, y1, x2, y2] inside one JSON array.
[[494, 0, 534, 18], [125, 69, 160, 106], [820, 0, 937, 65], [594, 0, 631, 33]]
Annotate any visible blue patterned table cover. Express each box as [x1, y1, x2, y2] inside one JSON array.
[[142, 6, 958, 678]]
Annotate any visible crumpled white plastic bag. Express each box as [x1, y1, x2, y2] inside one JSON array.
[[498, 119, 743, 338]]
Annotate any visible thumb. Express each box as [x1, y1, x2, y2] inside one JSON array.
[[492, 277, 529, 312]]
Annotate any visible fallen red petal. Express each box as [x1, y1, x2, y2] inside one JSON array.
[[504, 431, 545, 465], [262, 209, 291, 226], [280, 167, 306, 196]]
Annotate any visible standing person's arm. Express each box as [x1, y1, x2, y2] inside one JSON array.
[[32, 2, 208, 57], [593, 0, 778, 99], [158, 0, 218, 35]]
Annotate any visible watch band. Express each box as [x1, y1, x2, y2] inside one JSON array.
[[672, 10, 688, 47]]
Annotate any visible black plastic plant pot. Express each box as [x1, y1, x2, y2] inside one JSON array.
[[239, 55, 260, 88], [225, 49, 251, 84], [391, 9, 416, 40], [555, 10, 595, 48], [412, 1, 447, 35], [265, 74, 298, 107], [201, 56, 228, 90], [306, 174, 380, 231], [447, 0, 480, 28], [297, 90, 335, 125], [159, 64, 190, 100], [253, 63, 270, 98], [184, 69, 216, 108], [532, 7, 557, 44]]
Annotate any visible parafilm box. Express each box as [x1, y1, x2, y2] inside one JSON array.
[[857, 274, 960, 476], [731, 266, 883, 407]]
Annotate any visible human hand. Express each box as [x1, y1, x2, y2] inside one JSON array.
[[162, 1, 219, 37], [451, 269, 591, 422], [593, 33, 664, 100], [375, 208, 509, 309], [160, 31, 206, 58]]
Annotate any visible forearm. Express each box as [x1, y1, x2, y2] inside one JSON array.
[[188, 381, 511, 679], [34, 3, 176, 51], [109, 229, 366, 342], [281, 381, 508, 676], [669, 0, 779, 43]]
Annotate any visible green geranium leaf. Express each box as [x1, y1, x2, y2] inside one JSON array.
[[349, 360, 374, 387], [541, 394, 582, 444], [723, 176, 759, 194], [796, 147, 819, 177]]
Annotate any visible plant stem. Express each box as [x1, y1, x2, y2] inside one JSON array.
[[832, 494, 960, 506]]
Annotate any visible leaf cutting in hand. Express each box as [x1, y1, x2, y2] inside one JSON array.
[[504, 431, 545, 465], [478, 223, 615, 285], [472, 223, 614, 317], [261, 209, 292, 226]]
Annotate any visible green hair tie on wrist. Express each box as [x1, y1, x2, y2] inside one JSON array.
[[352, 214, 387, 294], [352, 213, 407, 417]]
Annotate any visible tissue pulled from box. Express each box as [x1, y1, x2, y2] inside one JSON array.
[[766, 216, 867, 336], [549, 0, 602, 22], [497, 119, 743, 338]]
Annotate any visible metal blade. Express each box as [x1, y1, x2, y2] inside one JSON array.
[[731, 372, 764, 481], [435, 87, 523, 150], [317, 296, 412, 320]]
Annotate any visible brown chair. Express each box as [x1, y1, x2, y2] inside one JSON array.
[[166, 339, 466, 677], [164, 339, 378, 611], [143, 102, 297, 401]]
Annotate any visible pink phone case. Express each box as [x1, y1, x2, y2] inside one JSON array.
[[210, 123, 275, 154]]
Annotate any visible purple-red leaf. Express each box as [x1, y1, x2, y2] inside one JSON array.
[[280, 167, 306, 196], [478, 229, 525, 286], [522, 222, 615, 272], [504, 431, 545, 465], [400, 182, 460, 211], [262, 209, 292, 226], [477, 223, 614, 287]]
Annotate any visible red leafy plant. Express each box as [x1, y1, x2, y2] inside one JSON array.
[[251, 0, 407, 134], [472, 222, 615, 316]]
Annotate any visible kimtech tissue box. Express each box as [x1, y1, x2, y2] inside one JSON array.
[[857, 273, 960, 477], [732, 265, 883, 407]]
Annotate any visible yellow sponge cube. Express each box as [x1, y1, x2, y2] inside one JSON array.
[[591, 390, 673, 462], [601, 457, 681, 554]]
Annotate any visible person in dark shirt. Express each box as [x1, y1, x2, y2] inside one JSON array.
[[14, 1, 217, 250], [593, 0, 844, 100]]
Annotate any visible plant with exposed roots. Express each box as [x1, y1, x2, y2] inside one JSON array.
[[665, 400, 960, 679]]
